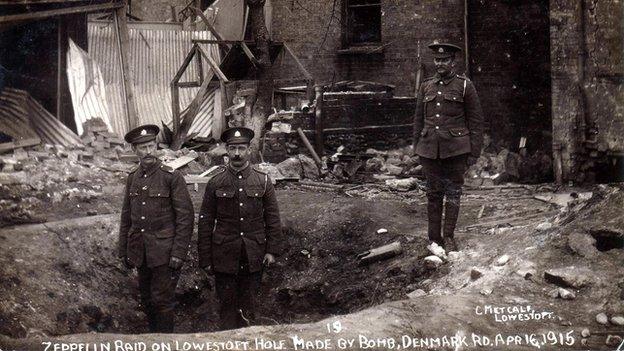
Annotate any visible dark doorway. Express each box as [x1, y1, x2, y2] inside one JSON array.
[[468, 0, 551, 155]]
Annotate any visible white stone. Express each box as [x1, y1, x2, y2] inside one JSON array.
[[424, 255, 443, 269], [495, 254, 510, 266], [596, 313, 609, 325], [581, 328, 591, 338], [407, 289, 427, 299], [427, 242, 447, 260], [558, 288, 576, 300], [376, 228, 388, 234], [611, 316, 624, 326], [480, 288, 493, 296], [536, 222, 552, 231]]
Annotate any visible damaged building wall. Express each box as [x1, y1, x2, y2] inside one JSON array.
[[550, 0, 624, 182], [270, 0, 466, 96], [468, 0, 551, 153]]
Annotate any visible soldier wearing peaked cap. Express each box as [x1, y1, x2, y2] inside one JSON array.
[[412, 41, 484, 251], [197, 127, 283, 330], [118, 124, 194, 333]]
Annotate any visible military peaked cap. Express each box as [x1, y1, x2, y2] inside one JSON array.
[[220, 127, 255, 144], [124, 124, 160, 144], [428, 41, 462, 58]]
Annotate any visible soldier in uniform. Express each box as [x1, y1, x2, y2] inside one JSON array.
[[197, 127, 282, 330], [412, 42, 484, 251], [118, 124, 194, 333]]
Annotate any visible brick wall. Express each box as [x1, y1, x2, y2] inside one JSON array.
[[271, 0, 466, 96], [468, 0, 551, 153], [550, 0, 624, 182]]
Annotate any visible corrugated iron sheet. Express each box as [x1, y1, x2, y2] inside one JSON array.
[[0, 88, 83, 147], [87, 21, 221, 139], [67, 39, 114, 136]]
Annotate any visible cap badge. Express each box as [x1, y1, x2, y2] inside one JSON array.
[[234, 131, 241, 137], [438, 47, 444, 53], [140, 129, 147, 136]]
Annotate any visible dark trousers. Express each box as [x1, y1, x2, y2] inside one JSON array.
[[138, 264, 180, 333], [214, 245, 262, 330], [420, 154, 468, 244]]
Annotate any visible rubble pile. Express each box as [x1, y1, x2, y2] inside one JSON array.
[[0, 137, 135, 227], [79, 119, 128, 162]]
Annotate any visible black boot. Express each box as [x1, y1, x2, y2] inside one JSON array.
[[443, 196, 461, 251], [427, 196, 444, 245]]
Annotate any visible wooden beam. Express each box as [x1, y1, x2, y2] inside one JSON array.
[[114, 3, 139, 131], [240, 42, 260, 68], [283, 43, 313, 80], [56, 17, 63, 120], [314, 86, 324, 155], [196, 45, 229, 82], [189, 6, 231, 51], [0, 137, 41, 153], [191, 39, 284, 46], [0, 2, 124, 23]]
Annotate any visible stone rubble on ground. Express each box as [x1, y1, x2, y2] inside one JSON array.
[[596, 312, 609, 325]]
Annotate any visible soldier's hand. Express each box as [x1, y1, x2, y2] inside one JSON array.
[[202, 265, 214, 276], [120, 256, 132, 269], [169, 256, 183, 270], [263, 253, 276, 267]]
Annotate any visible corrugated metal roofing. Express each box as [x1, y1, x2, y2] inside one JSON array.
[[87, 21, 221, 139], [0, 88, 83, 147]]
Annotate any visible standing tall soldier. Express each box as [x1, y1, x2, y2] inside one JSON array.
[[413, 41, 484, 251], [118, 125, 194, 333], [197, 127, 282, 330]]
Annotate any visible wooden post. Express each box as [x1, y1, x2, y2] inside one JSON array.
[[215, 80, 228, 139], [56, 17, 63, 121], [114, 3, 139, 131], [463, 0, 470, 77], [314, 85, 324, 156]]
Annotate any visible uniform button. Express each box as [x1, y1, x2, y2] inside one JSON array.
[[143, 175, 147, 178], [240, 232, 244, 236], [141, 229, 145, 232], [238, 175, 242, 179], [437, 91, 442, 95], [239, 188, 243, 192], [200, 215, 204, 219], [240, 217, 244, 221], [141, 216, 145, 220], [439, 81, 443, 84], [436, 114, 440, 117], [239, 203, 243, 206], [453, 97, 457, 100], [141, 202, 146, 205], [142, 186, 148, 190], [435, 126, 440, 129], [255, 193, 258, 196], [436, 102, 441, 106]]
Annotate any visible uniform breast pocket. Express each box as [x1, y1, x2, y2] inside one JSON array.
[[423, 94, 437, 116], [443, 93, 464, 116], [149, 188, 170, 211], [215, 188, 235, 216], [245, 187, 265, 217]]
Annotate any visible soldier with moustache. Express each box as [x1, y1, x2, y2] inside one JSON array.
[[197, 127, 282, 330], [118, 125, 194, 332], [413, 42, 484, 251]]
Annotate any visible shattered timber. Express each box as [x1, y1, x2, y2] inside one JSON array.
[[0, 0, 623, 350]]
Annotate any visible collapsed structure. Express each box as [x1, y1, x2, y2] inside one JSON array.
[[0, 0, 623, 183]]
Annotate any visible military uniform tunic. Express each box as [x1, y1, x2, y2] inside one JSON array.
[[413, 73, 484, 159], [118, 160, 194, 267], [197, 164, 282, 274]]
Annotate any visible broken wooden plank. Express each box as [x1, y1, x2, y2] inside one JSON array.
[[0, 137, 41, 153], [165, 154, 198, 170], [296, 127, 323, 169], [199, 165, 220, 177], [534, 192, 593, 207], [357, 241, 402, 266]]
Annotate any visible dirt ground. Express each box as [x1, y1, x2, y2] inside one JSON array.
[[1, 168, 623, 350]]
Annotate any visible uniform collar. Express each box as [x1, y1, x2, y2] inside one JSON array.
[[433, 72, 456, 85], [139, 158, 162, 177], [227, 162, 252, 178]]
